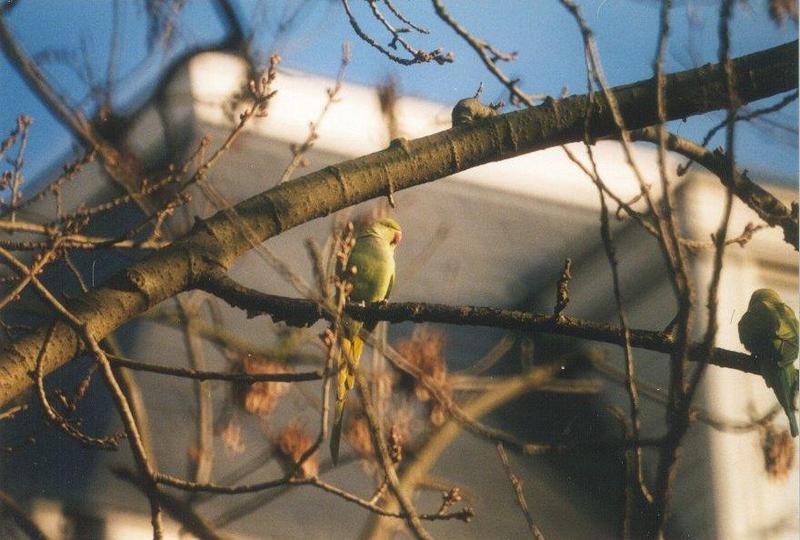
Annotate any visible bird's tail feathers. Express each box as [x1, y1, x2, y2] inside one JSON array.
[[330, 396, 345, 465], [330, 336, 364, 464]]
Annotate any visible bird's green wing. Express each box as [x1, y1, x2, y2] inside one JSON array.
[[346, 238, 394, 303], [775, 303, 799, 367], [739, 307, 778, 353], [385, 271, 395, 301]]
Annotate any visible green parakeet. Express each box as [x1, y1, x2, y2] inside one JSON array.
[[330, 217, 402, 464], [738, 288, 799, 437]]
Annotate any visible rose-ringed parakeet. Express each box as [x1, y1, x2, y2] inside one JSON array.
[[738, 288, 799, 437], [330, 217, 402, 464]]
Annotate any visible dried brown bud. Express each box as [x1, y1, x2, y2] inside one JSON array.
[[430, 405, 446, 427], [443, 487, 462, 505], [769, 0, 798, 25], [761, 425, 796, 481], [395, 327, 450, 419], [276, 421, 318, 478], [218, 419, 245, 455], [231, 354, 292, 417], [438, 486, 466, 516], [345, 413, 374, 461], [0, 171, 11, 189], [388, 423, 403, 464]]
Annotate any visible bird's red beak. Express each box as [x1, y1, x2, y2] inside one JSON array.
[[392, 230, 403, 246]]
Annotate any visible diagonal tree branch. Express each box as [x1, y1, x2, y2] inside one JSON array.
[[0, 41, 795, 409], [630, 126, 799, 250]]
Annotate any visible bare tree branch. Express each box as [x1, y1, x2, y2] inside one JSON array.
[[630, 127, 799, 250], [496, 443, 545, 539]]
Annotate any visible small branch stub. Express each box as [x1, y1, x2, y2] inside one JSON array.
[[451, 83, 504, 126], [554, 258, 573, 318]]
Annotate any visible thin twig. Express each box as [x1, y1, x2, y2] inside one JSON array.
[[29, 312, 124, 449], [383, 0, 429, 33], [277, 44, 350, 184], [177, 296, 215, 498], [309, 476, 471, 522], [7, 115, 31, 222], [594, 173, 651, 509], [354, 371, 432, 540], [87, 330, 166, 538], [432, 0, 542, 105], [592, 354, 782, 433], [496, 443, 545, 539], [648, 3, 739, 536], [207, 455, 358, 528], [110, 354, 325, 382], [677, 90, 798, 175], [342, 0, 452, 66], [0, 403, 26, 421]]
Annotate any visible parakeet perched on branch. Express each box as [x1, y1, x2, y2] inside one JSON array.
[[738, 288, 799, 437], [330, 217, 402, 464]]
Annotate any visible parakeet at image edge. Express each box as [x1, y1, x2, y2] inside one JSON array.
[[738, 288, 799, 437], [331, 217, 402, 464]]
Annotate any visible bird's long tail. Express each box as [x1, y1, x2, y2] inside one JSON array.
[[330, 336, 362, 464], [775, 365, 799, 437], [788, 411, 799, 438]]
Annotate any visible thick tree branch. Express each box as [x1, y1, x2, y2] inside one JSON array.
[[0, 41, 794, 408]]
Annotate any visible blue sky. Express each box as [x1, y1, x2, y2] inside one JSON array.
[[1, 1, 797, 185]]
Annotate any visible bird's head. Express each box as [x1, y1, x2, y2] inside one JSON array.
[[749, 288, 782, 308], [362, 217, 402, 249]]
